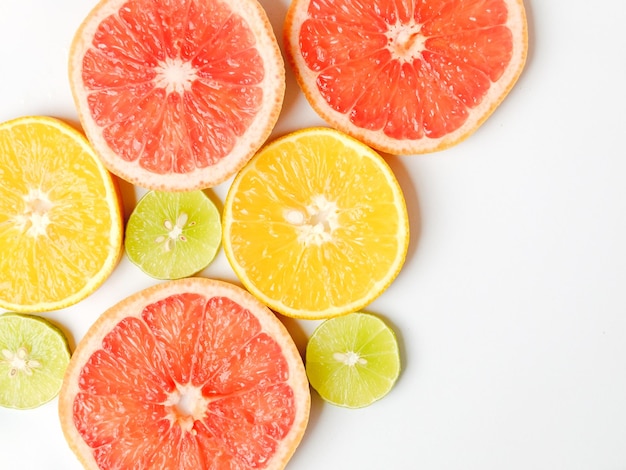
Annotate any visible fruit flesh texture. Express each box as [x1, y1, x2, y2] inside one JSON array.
[[0, 117, 122, 311], [82, 0, 268, 174], [224, 129, 408, 318], [72, 292, 298, 469], [298, 0, 514, 140]]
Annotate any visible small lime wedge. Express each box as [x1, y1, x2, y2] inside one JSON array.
[[305, 312, 401, 408], [125, 190, 222, 280], [0, 313, 71, 409]]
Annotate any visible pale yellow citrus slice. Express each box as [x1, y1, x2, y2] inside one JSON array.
[[68, 0, 285, 191], [0, 116, 123, 312], [222, 127, 409, 319], [284, 0, 528, 155]]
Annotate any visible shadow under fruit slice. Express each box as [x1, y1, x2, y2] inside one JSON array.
[[0, 313, 71, 409], [284, 0, 528, 155], [125, 190, 221, 280], [58, 278, 310, 470], [0, 116, 123, 313], [68, 0, 285, 191]]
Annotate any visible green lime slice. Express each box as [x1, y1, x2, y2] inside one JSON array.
[[125, 190, 222, 280], [305, 312, 401, 408], [0, 313, 71, 409]]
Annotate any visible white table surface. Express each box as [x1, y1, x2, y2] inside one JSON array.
[[2, 0, 626, 469]]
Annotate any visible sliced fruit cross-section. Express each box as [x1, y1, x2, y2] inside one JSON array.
[[125, 190, 222, 280], [69, 0, 285, 191], [0, 313, 71, 409], [223, 127, 409, 319], [306, 312, 401, 408], [285, 0, 528, 155], [58, 278, 310, 470], [0, 116, 123, 313]]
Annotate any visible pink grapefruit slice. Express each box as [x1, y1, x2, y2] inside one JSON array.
[[69, 0, 285, 191], [58, 278, 310, 469], [284, 0, 528, 155]]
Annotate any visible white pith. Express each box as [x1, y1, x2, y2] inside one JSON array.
[[163, 382, 209, 433], [386, 20, 426, 63], [13, 188, 54, 237], [333, 351, 367, 367], [154, 57, 198, 95], [284, 195, 340, 246], [2, 346, 41, 377]]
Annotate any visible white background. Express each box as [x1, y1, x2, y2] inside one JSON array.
[[2, 0, 626, 469]]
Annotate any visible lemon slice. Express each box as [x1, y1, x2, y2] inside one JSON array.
[[125, 190, 222, 280], [305, 312, 401, 408], [0, 116, 123, 312], [0, 313, 71, 409], [223, 127, 409, 319]]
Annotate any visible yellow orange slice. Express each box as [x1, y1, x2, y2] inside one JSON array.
[[59, 278, 310, 469], [69, 0, 285, 191], [0, 116, 123, 313], [284, 0, 528, 155], [223, 127, 409, 319]]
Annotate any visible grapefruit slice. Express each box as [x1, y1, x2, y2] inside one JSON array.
[[69, 0, 285, 191], [0, 116, 123, 313], [58, 278, 310, 470], [284, 0, 528, 155]]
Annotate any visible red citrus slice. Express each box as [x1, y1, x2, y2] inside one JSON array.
[[58, 278, 310, 469], [284, 0, 528, 155], [69, 0, 285, 191]]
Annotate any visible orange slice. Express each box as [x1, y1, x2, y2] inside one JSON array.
[[69, 0, 285, 191], [58, 278, 310, 470], [222, 127, 409, 319], [284, 0, 528, 155], [0, 116, 123, 313]]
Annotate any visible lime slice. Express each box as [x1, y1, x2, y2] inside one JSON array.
[[305, 312, 401, 408], [125, 190, 222, 280], [0, 313, 71, 409]]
